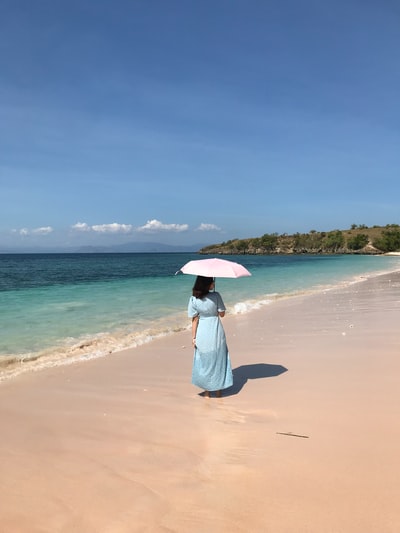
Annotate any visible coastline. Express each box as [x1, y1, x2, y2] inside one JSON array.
[[2, 256, 400, 383], [1, 270, 400, 532]]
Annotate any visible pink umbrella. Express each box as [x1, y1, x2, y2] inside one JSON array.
[[178, 258, 251, 278]]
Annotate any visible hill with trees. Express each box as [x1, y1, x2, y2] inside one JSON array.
[[199, 224, 400, 255]]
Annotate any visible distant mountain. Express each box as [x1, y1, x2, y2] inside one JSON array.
[[0, 242, 208, 254], [75, 242, 207, 253]]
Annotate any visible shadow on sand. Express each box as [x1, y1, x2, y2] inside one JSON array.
[[224, 363, 288, 396]]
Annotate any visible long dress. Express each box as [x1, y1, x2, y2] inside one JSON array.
[[188, 291, 233, 392]]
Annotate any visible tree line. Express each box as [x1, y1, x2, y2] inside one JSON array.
[[200, 224, 400, 255]]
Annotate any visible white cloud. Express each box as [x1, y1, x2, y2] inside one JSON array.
[[196, 223, 222, 231], [13, 226, 53, 236], [71, 222, 91, 232], [137, 219, 189, 233], [91, 223, 133, 234], [71, 222, 133, 234], [32, 226, 53, 235]]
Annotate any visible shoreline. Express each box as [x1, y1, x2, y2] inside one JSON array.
[[2, 263, 399, 383], [1, 270, 400, 531]]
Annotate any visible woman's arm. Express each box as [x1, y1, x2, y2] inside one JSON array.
[[216, 293, 226, 317], [192, 315, 199, 346]]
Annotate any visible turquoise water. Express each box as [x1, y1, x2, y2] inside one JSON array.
[[1, 253, 399, 377]]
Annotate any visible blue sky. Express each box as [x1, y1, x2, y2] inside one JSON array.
[[1, 0, 399, 250]]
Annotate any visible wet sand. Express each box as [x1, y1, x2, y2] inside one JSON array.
[[1, 271, 400, 532]]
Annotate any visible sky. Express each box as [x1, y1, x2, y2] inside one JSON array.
[[1, 0, 399, 251]]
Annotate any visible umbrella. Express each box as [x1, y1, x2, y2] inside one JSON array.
[[177, 257, 251, 278]]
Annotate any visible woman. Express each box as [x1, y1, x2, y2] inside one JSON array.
[[188, 276, 233, 397]]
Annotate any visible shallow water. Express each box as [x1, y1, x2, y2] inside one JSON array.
[[1, 252, 399, 380]]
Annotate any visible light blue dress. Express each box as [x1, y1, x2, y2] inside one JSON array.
[[188, 292, 233, 392]]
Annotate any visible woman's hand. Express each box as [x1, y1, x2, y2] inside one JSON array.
[[191, 316, 199, 347]]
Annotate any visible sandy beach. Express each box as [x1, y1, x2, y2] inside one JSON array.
[[1, 271, 400, 533]]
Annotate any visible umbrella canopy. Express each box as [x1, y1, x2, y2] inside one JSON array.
[[178, 258, 251, 278]]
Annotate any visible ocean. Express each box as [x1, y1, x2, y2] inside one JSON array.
[[1, 252, 399, 381]]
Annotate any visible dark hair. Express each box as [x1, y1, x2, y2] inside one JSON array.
[[192, 276, 214, 299]]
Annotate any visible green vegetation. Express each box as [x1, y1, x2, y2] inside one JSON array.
[[373, 226, 400, 253], [347, 233, 369, 250], [199, 224, 400, 255]]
